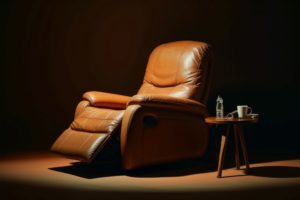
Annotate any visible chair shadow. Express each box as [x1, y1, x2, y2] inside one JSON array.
[[49, 158, 216, 179], [248, 166, 300, 178], [49, 161, 124, 179], [49, 154, 300, 179]]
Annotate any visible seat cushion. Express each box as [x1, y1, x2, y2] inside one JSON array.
[[71, 107, 124, 133]]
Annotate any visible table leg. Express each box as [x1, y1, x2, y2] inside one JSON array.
[[217, 125, 230, 178], [233, 125, 240, 170], [236, 125, 250, 173]]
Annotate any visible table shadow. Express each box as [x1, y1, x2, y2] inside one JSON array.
[[248, 166, 300, 178]]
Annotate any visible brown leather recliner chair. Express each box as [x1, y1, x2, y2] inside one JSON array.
[[51, 41, 212, 170]]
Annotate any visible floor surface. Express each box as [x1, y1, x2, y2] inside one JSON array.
[[0, 152, 299, 200]]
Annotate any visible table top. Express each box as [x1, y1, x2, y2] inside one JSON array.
[[205, 116, 258, 124]]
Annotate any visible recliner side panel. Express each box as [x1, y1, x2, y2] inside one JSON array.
[[121, 105, 208, 170]]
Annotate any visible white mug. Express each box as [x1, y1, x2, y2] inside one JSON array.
[[237, 105, 252, 118]]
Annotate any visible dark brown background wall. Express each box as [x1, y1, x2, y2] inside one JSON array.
[[0, 0, 299, 159]]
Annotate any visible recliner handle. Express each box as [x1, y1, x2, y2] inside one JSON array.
[[143, 114, 158, 128]]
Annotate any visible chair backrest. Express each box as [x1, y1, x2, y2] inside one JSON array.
[[137, 41, 212, 104]]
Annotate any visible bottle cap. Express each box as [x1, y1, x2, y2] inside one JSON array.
[[217, 96, 223, 102]]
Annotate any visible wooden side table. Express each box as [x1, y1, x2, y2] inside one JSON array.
[[205, 117, 258, 178]]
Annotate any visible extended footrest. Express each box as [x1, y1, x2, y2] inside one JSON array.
[[51, 106, 124, 162]]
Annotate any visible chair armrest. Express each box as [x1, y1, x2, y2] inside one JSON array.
[[128, 94, 207, 116], [83, 91, 131, 109]]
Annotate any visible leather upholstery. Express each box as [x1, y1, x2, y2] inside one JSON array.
[[121, 41, 212, 169], [51, 40, 212, 169], [128, 94, 207, 116], [51, 128, 109, 161], [70, 107, 124, 133], [121, 105, 208, 169], [138, 41, 211, 104], [74, 100, 90, 118], [51, 93, 129, 161], [83, 91, 130, 109]]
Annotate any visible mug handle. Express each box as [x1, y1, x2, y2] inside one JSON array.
[[248, 107, 253, 114]]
